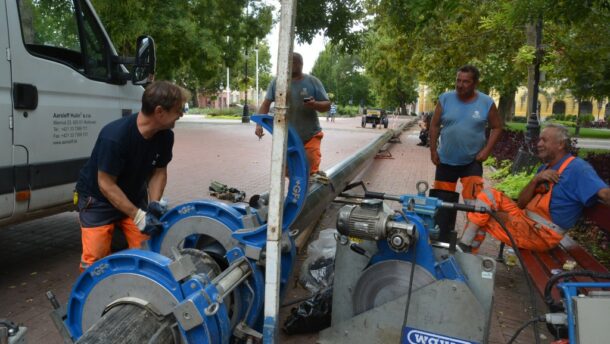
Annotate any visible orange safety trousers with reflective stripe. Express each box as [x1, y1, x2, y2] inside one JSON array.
[[80, 217, 149, 272], [304, 131, 324, 175], [466, 157, 574, 252], [434, 175, 484, 203]]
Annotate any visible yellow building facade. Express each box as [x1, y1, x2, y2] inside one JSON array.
[[416, 85, 609, 120], [511, 87, 608, 120]]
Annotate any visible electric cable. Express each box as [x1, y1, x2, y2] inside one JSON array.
[[543, 270, 610, 307], [507, 316, 545, 344], [486, 210, 541, 344], [396, 209, 418, 344]]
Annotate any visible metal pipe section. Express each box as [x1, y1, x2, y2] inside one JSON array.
[[292, 122, 410, 232], [214, 260, 252, 298]]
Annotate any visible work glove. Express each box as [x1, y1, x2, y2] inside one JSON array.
[[133, 209, 164, 236], [147, 200, 168, 218]]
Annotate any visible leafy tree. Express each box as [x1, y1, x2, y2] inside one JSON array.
[[543, 11, 610, 134], [369, 0, 538, 120], [361, 17, 418, 111], [311, 44, 371, 107], [91, 0, 273, 93], [295, 0, 366, 52], [231, 40, 273, 100]]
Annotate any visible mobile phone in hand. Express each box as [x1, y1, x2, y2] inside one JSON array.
[[303, 97, 313, 103]]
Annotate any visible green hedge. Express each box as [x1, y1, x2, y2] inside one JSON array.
[[336, 105, 360, 117], [190, 108, 241, 117], [546, 120, 577, 127]]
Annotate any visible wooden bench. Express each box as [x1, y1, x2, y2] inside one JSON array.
[[498, 203, 610, 304]]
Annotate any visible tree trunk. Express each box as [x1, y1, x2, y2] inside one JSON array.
[[400, 103, 407, 116], [575, 98, 582, 137], [76, 304, 176, 344], [498, 90, 516, 122]]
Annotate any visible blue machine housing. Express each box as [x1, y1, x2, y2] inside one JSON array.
[[145, 114, 308, 298], [64, 115, 311, 342], [369, 194, 466, 282], [558, 281, 610, 344], [66, 247, 264, 343]]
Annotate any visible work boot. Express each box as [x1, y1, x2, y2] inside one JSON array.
[[460, 222, 480, 244], [460, 221, 484, 254]]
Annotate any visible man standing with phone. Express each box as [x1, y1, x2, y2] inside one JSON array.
[[256, 53, 331, 175]]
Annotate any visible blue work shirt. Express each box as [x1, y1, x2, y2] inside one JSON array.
[[76, 114, 173, 206], [437, 91, 494, 165], [540, 154, 608, 229]]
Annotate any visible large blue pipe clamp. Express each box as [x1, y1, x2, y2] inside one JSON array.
[[65, 115, 309, 343]]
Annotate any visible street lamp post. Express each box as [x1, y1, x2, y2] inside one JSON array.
[[525, 17, 543, 147], [255, 38, 259, 109], [242, 2, 250, 123], [242, 51, 250, 123]]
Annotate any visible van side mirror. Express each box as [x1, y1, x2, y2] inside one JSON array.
[[132, 35, 156, 85]]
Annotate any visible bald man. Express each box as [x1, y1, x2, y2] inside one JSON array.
[[256, 52, 331, 175]]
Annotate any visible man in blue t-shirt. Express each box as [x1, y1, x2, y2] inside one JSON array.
[[429, 65, 503, 205], [328, 102, 337, 122], [460, 124, 610, 253], [75, 81, 190, 271], [255, 52, 331, 175]]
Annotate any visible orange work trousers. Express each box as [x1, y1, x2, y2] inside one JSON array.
[[433, 161, 484, 203], [304, 131, 324, 175], [467, 188, 563, 252], [80, 217, 149, 272]]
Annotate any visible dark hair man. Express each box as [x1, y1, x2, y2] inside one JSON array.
[[429, 64, 503, 204]]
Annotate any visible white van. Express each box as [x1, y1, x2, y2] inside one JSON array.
[[0, 0, 155, 226]]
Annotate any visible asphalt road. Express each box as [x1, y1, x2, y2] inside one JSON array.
[[576, 137, 610, 149]]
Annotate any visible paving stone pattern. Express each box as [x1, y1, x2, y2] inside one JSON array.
[[0, 116, 551, 343]]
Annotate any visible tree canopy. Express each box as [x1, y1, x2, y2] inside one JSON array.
[[311, 44, 371, 106], [91, 0, 273, 93], [85, 0, 610, 112]]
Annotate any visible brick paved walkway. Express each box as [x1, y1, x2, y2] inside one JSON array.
[[0, 116, 551, 343]]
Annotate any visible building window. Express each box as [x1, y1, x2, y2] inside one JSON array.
[[580, 101, 593, 115], [552, 101, 566, 115]]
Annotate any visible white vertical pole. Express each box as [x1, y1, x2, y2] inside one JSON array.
[[263, 0, 296, 343], [227, 67, 230, 107], [226, 37, 231, 107], [256, 37, 260, 109]]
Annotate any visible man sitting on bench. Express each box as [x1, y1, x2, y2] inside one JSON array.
[[459, 124, 610, 253]]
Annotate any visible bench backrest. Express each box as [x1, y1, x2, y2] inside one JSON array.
[[583, 203, 610, 233]]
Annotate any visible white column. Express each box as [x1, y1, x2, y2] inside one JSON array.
[[263, 0, 296, 342], [226, 67, 230, 107], [255, 38, 259, 109]]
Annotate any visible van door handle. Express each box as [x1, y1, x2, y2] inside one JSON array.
[[13, 83, 38, 110]]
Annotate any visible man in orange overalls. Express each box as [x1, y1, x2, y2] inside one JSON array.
[[459, 124, 610, 253]]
